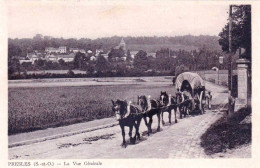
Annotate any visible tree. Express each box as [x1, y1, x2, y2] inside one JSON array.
[[126, 50, 132, 63], [59, 59, 66, 67], [67, 69, 75, 77], [133, 50, 148, 71], [73, 52, 87, 69], [96, 56, 110, 73], [36, 59, 45, 67], [219, 5, 251, 60], [8, 43, 22, 59], [8, 58, 20, 75]]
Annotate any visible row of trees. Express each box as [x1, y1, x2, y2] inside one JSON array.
[[9, 46, 225, 79], [8, 35, 221, 59]]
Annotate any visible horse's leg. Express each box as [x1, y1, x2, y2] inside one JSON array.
[[161, 111, 165, 125], [120, 125, 126, 148], [133, 118, 141, 141], [174, 107, 178, 123], [208, 97, 211, 110], [186, 103, 191, 116], [157, 110, 161, 132], [129, 125, 135, 144], [148, 116, 153, 134], [136, 117, 142, 140], [143, 116, 150, 136], [133, 122, 138, 141], [179, 106, 182, 119], [184, 106, 187, 118], [201, 103, 205, 114], [169, 109, 172, 125]]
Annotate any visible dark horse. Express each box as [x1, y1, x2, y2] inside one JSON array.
[[137, 95, 161, 136], [175, 89, 192, 119], [111, 99, 143, 148], [159, 91, 178, 124]]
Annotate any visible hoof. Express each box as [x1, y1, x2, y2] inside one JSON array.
[[157, 127, 160, 132], [175, 119, 178, 123], [162, 121, 165, 125], [121, 143, 127, 148], [130, 138, 136, 144]]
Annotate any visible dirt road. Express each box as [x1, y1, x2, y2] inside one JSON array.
[[9, 82, 228, 159]]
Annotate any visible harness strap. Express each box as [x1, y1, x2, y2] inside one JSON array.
[[147, 95, 152, 111], [167, 94, 172, 106]]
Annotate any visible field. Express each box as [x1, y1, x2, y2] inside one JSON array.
[[196, 70, 237, 86], [8, 81, 176, 135]]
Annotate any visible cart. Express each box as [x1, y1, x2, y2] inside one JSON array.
[[175, 72, 206, 115]]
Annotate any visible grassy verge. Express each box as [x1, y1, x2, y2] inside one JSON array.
[[200, 107, 251, 155]]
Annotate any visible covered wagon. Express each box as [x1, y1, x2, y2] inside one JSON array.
[[175, 72, 207, 114]]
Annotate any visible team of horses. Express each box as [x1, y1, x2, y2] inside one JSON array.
[[111, 90, 212, 147]]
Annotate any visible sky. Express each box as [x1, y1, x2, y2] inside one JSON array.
[[7, 1, 229, 39]]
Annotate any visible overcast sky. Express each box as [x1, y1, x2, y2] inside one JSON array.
[[7, 1, 229, 39]]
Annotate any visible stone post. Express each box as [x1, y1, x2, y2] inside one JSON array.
[[234, 58, 250, 112]]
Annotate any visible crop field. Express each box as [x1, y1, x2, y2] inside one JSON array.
[[8, 83, 176, 135]]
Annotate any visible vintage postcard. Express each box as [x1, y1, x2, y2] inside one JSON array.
[[1, 0, 260, 167]]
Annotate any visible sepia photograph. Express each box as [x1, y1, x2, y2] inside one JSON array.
[[2, 0, 257, 166]]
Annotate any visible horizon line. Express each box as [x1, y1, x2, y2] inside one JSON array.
[[8, 34, 220, 40]]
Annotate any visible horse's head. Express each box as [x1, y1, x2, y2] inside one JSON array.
[[176, 92, 183, 104], [111, 99, 128, 120], [137, 95, 148, 111], [159, 91, 169, 106], [171, 95, 177, 105]]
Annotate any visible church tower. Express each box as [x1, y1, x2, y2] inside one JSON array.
[[119, 38, 126, 51]]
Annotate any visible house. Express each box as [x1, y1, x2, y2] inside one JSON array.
[[59, 46, 67, 53], [79, 49, 86, 54], [87, 50, 93, 54], [69, 48, 86, 54], [45, 46, 67, 53], [121, 56, 127, 61], [45, 47, 59, 53], [147, 52, 156, 58], [95, 49, 103, 56], [90, 55, 96, 61], [57, 53, 75, 62], [130, 51, 139, 59], [47, 54, 59, 62], [70, 48, 80, 53], [101, 53, 109, 60], [12, 56, 25, 60], [19, 59, 33, 64], [26, 53, 39, 64]]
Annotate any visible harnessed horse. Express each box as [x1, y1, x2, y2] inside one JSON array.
[[159, 91, 178, 124], [137, 95, 161, 136], [176, 90, 193, 118], [111, 99, 143, 147]]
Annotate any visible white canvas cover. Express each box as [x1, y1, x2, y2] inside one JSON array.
[[175, 72, 205, 91]]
